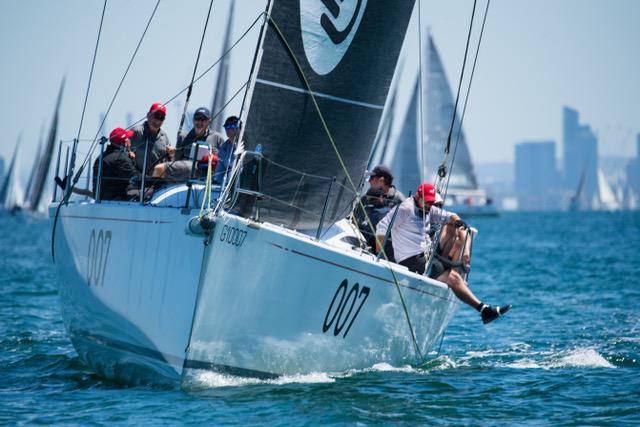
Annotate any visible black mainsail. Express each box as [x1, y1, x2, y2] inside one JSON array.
[[29, 79, 64, 212], [242, 0, 416, 230]]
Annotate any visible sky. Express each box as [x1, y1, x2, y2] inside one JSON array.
[[0, 0, 638, 172]]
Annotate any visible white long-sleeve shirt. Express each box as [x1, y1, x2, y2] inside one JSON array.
[[376, 198, 453, 262]]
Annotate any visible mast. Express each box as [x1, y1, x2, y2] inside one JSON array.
[[210, 1, 235, 131], [29, 78, 64, 212]]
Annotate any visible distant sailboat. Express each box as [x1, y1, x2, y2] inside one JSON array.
[[29, 79, 64, 213], [24, 132, 44, 206], [596, 168, 620, 211], [0, 136, 24, 212], [569, 162, 588, 211], [390, 34, 497, 216], [368, 60, 402, 170]]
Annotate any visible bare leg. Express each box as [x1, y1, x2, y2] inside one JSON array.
[[436, 269, 481, 309]]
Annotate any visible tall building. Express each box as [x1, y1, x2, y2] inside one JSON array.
[[626, 133, 640, 197], [562, 106, 598, 205], [515, 141, 558, 210]]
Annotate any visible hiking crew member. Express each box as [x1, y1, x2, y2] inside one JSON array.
[[376, 182, 511, 324]]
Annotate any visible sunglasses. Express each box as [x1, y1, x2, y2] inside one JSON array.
[[152, 113, 166, 120], [224, 123, 239, 129], [193, 115, 208, 121]]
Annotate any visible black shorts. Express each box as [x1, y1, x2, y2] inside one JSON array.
[[428, 258, 446, 279], [399, 253, 426, 275], [399, 253, 446, 279]]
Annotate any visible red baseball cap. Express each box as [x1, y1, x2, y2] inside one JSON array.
[[148, 102, 167, 115], [109, 127, 134, 146], [416, 183, 437, 203]]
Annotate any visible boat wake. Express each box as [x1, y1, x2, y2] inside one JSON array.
[[459, 343, 615, 370], [182, 356, 459, 389], [184, 370, 336, 389]]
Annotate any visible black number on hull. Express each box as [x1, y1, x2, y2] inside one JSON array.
[[322, 280, 370, 339], [87, 229, 112, 287]]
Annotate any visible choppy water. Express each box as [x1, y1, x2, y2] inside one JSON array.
[[1, 211, 638, 425]]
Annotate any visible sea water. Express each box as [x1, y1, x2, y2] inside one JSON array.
[[0, 211, 638, 425]]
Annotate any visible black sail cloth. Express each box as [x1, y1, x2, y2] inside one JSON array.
[[241, 0, 416, 231]]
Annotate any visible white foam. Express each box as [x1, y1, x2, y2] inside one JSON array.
[[550, 348, 615, 369], [367, 363, 416, 373], [505, 348, 615, 370], [188, 370, 336, 389]]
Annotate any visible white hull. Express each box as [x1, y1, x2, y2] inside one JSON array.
[[51, 199, 459, 384]]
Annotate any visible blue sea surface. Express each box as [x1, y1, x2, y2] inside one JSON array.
[[0, 211, 639, 425]]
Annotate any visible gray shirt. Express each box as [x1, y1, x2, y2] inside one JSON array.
[[175, 128, 224, 161], [130, 122, 171, 174]]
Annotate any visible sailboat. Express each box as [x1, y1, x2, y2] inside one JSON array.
[[569, 161, 587, 211], [595, 167, 620, 211], [29, 79, 64, 214], [390, 34, 498, 217], [0, 137, 25, 213], [50, 1, 474, 385]]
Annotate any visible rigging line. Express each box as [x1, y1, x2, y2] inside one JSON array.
[[74, 0, 107, 151], [417, 0, 425, 188], [442, 0, 490, 202], [426, 0, 490, 271], [436, 0, 477, 184], [75, 0, 162, 182], [66, 10, 264, 174], [128, 81, 248, 155], [152, 82, 247, 182], [176, 0, 216, 142], [266, 16, 425, 362], [52, 0, 107, 261], [123, 12, 265, 136]]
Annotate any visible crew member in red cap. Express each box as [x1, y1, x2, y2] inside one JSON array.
[[129, 102, 175, 175], [376, 182, 511, 324], [92, 127, 140, 200]]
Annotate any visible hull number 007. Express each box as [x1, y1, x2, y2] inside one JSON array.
[[87, 229, 112, 287], [322, 279, 370, 339]]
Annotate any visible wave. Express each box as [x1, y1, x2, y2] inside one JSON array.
[[505, 348, 615, 370]]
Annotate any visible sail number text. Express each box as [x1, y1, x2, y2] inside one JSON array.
[[220, 225, 247, 247], [87, 229, 112, 287], [322, 279, 370, 339]]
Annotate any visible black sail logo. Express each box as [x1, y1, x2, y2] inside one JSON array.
[[301, 0, 368, 75]]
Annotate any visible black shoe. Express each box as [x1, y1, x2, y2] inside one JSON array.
[[481, 304, 511, 324]]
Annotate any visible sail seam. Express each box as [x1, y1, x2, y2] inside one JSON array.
[[256, 78, 384, 110]]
